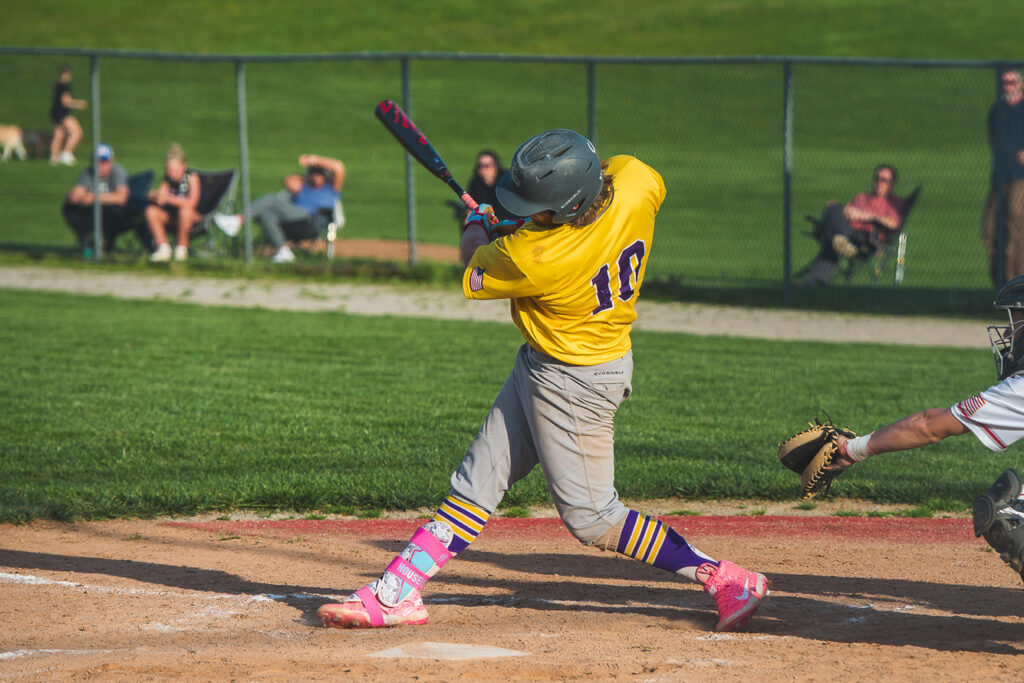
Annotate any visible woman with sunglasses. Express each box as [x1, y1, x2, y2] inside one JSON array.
[[799, 164, 905, 286]]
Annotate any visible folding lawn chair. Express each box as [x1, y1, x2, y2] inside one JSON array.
[[187, 169, 238, 257]]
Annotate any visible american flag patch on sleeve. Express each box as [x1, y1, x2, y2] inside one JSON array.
[[957, 394, 986, 417], [469, 266, 484, 292]]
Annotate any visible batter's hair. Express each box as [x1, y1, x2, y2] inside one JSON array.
[[569, 161, 613, 227], [58, 64, 72, 76]]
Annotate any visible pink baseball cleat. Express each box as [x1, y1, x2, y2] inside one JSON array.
[[317, 581, 428, 629], [701, 560, 770, 632]]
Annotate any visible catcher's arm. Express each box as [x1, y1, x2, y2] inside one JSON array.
[[830, 407, 969, 470]]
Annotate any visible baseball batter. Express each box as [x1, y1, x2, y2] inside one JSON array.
[[317, 129, 769, 632], [824, 273, 1024, 581]]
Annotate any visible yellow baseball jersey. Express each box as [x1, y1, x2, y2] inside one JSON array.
[[462, 155, 666, 365]]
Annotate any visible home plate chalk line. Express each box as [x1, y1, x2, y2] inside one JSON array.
[[368, 641, 529, 660]]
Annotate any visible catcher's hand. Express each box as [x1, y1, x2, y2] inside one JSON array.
[[777, 418, 856, 499]]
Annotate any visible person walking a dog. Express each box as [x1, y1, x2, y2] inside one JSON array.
[[49, 64, 87, 166]]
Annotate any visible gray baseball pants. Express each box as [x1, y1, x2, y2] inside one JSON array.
[[450, 343, 633, 544]]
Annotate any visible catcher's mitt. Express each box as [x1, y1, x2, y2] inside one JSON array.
[[777, 418, 856, 499]]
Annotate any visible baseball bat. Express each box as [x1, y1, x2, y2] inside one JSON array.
[[374, 99, 478, 211]]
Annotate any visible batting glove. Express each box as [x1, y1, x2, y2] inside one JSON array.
[[464, 204, 528, 241], [463, 204, 498, 234]]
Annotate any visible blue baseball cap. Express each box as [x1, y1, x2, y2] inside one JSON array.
[[96, 143, 113, 161]]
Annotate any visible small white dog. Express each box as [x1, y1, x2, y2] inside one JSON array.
[[0, 124, 28, 161]]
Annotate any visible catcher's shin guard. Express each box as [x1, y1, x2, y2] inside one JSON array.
[[972, 468, 1024, 582]]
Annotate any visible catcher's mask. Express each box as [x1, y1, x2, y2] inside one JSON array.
[[496, 129, 603, 225], [988, 273, 1024, 379]]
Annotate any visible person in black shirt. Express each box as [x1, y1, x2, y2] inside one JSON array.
[[450, 150, 514, 231], [147, 143, 202, 262], [49, 64, 88, 166]]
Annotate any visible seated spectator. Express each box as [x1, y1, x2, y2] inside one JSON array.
[[449, 150, 514, 230], [61, 142, 133, 255], [215, 154, 344, 263], [147, 143, 201, 262], [799, 164, 905, 286]]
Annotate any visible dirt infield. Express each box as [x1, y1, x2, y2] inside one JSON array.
[[1, 512, 1022, 681]]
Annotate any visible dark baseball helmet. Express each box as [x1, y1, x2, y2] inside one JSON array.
[[988, 274, 1024, 379], [496, 129, 603, 224]]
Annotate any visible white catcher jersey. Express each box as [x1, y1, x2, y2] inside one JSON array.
[[951, 374, 1024, 451]]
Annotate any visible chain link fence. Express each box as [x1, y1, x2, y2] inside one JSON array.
[[0, 48, 1012, 303]]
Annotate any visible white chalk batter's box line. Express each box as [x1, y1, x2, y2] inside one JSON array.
[[0, 648, 121, 662], [0, 571, 615, 609], [0, 571, 317, 604]]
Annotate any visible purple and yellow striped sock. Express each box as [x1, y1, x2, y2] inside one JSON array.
[[616, 509, 716, 575], [432, 494, 491, 554]]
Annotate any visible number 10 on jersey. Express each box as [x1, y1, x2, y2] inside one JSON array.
[[590, 240, 646, 315]]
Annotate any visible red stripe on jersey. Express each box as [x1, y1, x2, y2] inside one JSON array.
[[955, 406, 1007, 450]]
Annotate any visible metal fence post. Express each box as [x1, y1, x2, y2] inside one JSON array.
[[90, 54, 102, 261], [587, 60, 596, 145], [402, 57, 416, 266], [782, 61, 794, 304], [236, 59, 252, 265]]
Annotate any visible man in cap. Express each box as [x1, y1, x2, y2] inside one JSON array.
[[61, 142, 134, 255]]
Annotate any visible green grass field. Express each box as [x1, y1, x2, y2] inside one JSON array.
[[0, 288, 1006, 523]]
